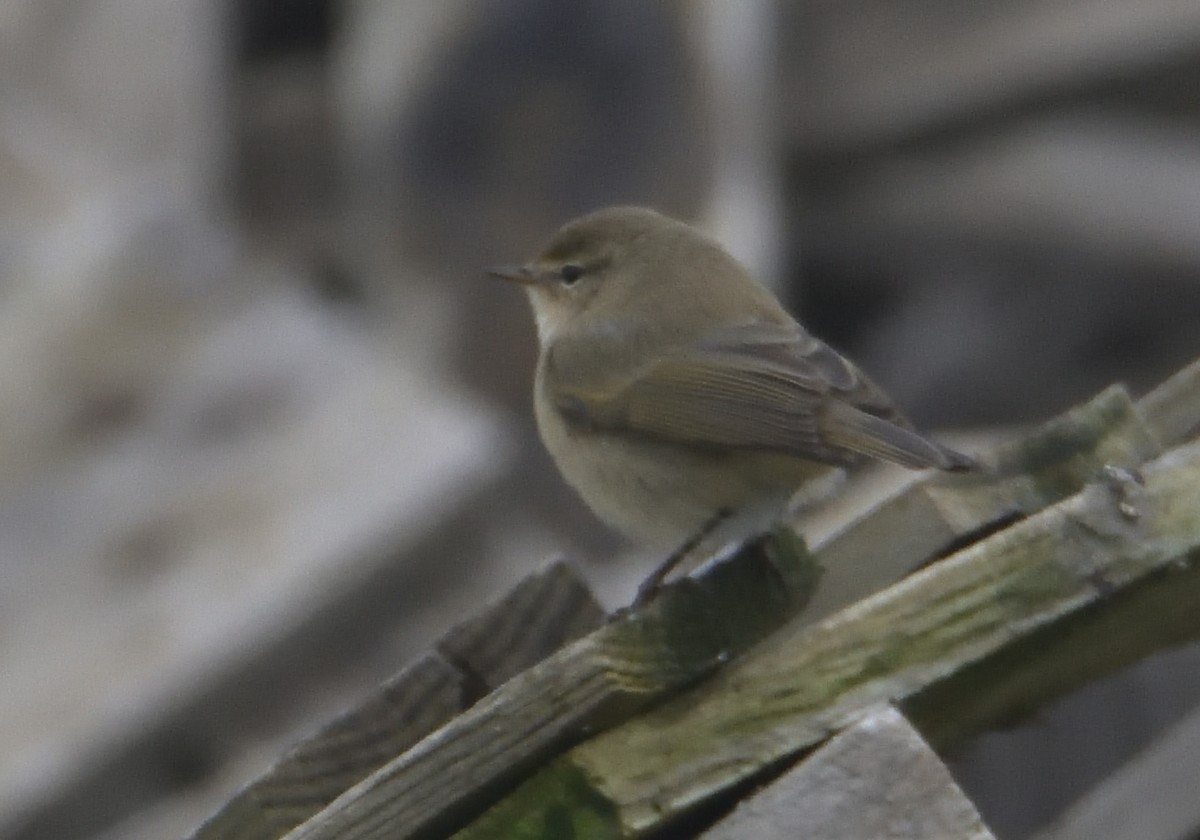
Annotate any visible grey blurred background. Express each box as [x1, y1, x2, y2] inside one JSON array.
[[2, 2, 1200, 839]]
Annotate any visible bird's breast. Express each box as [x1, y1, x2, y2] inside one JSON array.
[[533, 360, 825, 546]]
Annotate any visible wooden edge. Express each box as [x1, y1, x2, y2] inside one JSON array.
[[700, 704, 996, 840], [1138, 353, 1200, 448], [455, 438, 1200, 838], [187, 561, 603, 840], [436, 559, 608, 692], [802, 383, 1161, 623], [279, 534, 819, 840], [212, 353, 1200, 840]]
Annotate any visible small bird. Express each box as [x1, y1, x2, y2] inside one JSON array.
[[490, 207, 975, 601]]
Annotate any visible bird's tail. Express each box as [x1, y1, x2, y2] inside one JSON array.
[[822, 402, 978, 472]]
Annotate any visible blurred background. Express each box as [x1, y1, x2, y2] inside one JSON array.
[[3, 2, 1200, 838]]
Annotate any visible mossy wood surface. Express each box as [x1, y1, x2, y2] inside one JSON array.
[[458, 437, 1200, 839], [452, 361, 1200, 839], [279, 535, 819, 840], [802, 383, 1161, 623], [193, 354, 1200, 840]]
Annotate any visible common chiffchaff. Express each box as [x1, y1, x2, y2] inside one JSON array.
[[490, 207, 974, 595]]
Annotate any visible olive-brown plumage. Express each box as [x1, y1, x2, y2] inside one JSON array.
[[491, 206, 974, 550]]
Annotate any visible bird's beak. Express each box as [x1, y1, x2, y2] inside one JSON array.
[[485, 264, 535, 286]]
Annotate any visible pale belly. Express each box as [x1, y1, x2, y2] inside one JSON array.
[[535, 387, 831, 548]]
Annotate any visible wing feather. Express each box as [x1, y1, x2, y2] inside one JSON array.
[[548, 322, 974, 470]]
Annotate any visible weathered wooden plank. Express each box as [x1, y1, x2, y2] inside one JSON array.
[[700, 704, 995, 840], [1032, 693, 1200, 840], [436, 558, 607, 692], [802, 383, 1161, 622], [456, 438, 1200, 838], [278, 534, 818, 840], [188, 561, 604, 840], [191, 653, 464, 840], [1140, 354, 1200, 448], [228, 356, 1200, 840]]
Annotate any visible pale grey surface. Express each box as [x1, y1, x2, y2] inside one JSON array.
[[702, 705, 995, 840], [0, 2, 512, 838], [1032, 681, 1200, 840]]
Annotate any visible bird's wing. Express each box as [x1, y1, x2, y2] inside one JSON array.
[[548, 322, 973, 471]]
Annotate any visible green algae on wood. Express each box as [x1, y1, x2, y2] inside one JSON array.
[[456, 440, 1200, 839]]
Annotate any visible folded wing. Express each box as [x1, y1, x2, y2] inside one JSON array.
[[550, 322, 974, 471]]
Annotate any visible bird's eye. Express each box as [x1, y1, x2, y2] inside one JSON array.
[[559, 264, 584, 286]]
